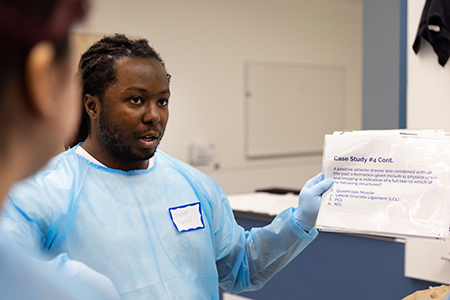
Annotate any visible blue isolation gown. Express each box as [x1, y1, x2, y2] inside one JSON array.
[[0, 145, 318, 299], [0, 234, 114, 300]]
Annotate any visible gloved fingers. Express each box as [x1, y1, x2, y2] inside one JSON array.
[[303, 172, 325, 189], [308, 177, 334, 196], [294, 174, 333, 231]]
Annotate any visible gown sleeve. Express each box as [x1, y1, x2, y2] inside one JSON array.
[[211, 182, 318, 294], [0, 193, 46, 253], [0, 184, 121, 300], [0, 160, 79, 254]]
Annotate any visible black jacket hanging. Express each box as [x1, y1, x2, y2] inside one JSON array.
[[412, 0, 450, 67]]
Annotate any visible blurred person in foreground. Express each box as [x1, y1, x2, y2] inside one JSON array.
[[0, 0, 119, 299]]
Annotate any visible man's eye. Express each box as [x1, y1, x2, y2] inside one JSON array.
[[158, 99, 169, 106], [129, 97, 142, 104]]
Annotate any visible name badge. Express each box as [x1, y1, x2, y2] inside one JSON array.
[[169, 202, 205, 232]]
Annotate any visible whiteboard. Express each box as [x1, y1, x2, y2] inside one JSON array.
[[245, 61, 346, 158]]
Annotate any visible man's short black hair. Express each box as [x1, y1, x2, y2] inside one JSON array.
[[69, 34, 170, 148]]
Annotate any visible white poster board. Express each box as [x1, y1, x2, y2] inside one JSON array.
[[317, 130, 450, 239]]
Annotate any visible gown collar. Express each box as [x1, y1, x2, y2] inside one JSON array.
[[75, 145, 155, 170]]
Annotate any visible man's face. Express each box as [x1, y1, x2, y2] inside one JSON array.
[[97, 57, 170, 166]]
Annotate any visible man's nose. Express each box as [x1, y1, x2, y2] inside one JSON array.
[[142, 102, 161, 124]]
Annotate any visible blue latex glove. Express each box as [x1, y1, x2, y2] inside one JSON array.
[[293, 173, 334, 232]]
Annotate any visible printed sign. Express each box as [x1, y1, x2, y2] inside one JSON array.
[[317, 130, 450, 239]]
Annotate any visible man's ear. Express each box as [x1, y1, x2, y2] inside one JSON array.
[[84, 94, 100, 119], [25, 41, 57, 118]]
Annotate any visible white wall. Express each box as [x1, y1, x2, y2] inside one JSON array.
[[408, 0, 450, 130], [404, 0, 450, 285], [74, 0, 362, 194]]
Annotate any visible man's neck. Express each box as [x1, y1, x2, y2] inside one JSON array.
[[79, 138, 151, 171]]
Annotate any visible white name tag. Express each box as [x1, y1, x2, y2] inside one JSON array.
[[169, 202, 205, 232]]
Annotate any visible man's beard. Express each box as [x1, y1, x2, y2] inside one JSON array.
[[98, 112, 159, 163]]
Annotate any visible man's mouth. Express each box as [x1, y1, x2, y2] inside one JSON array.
[[138, 134, 159, 149]]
